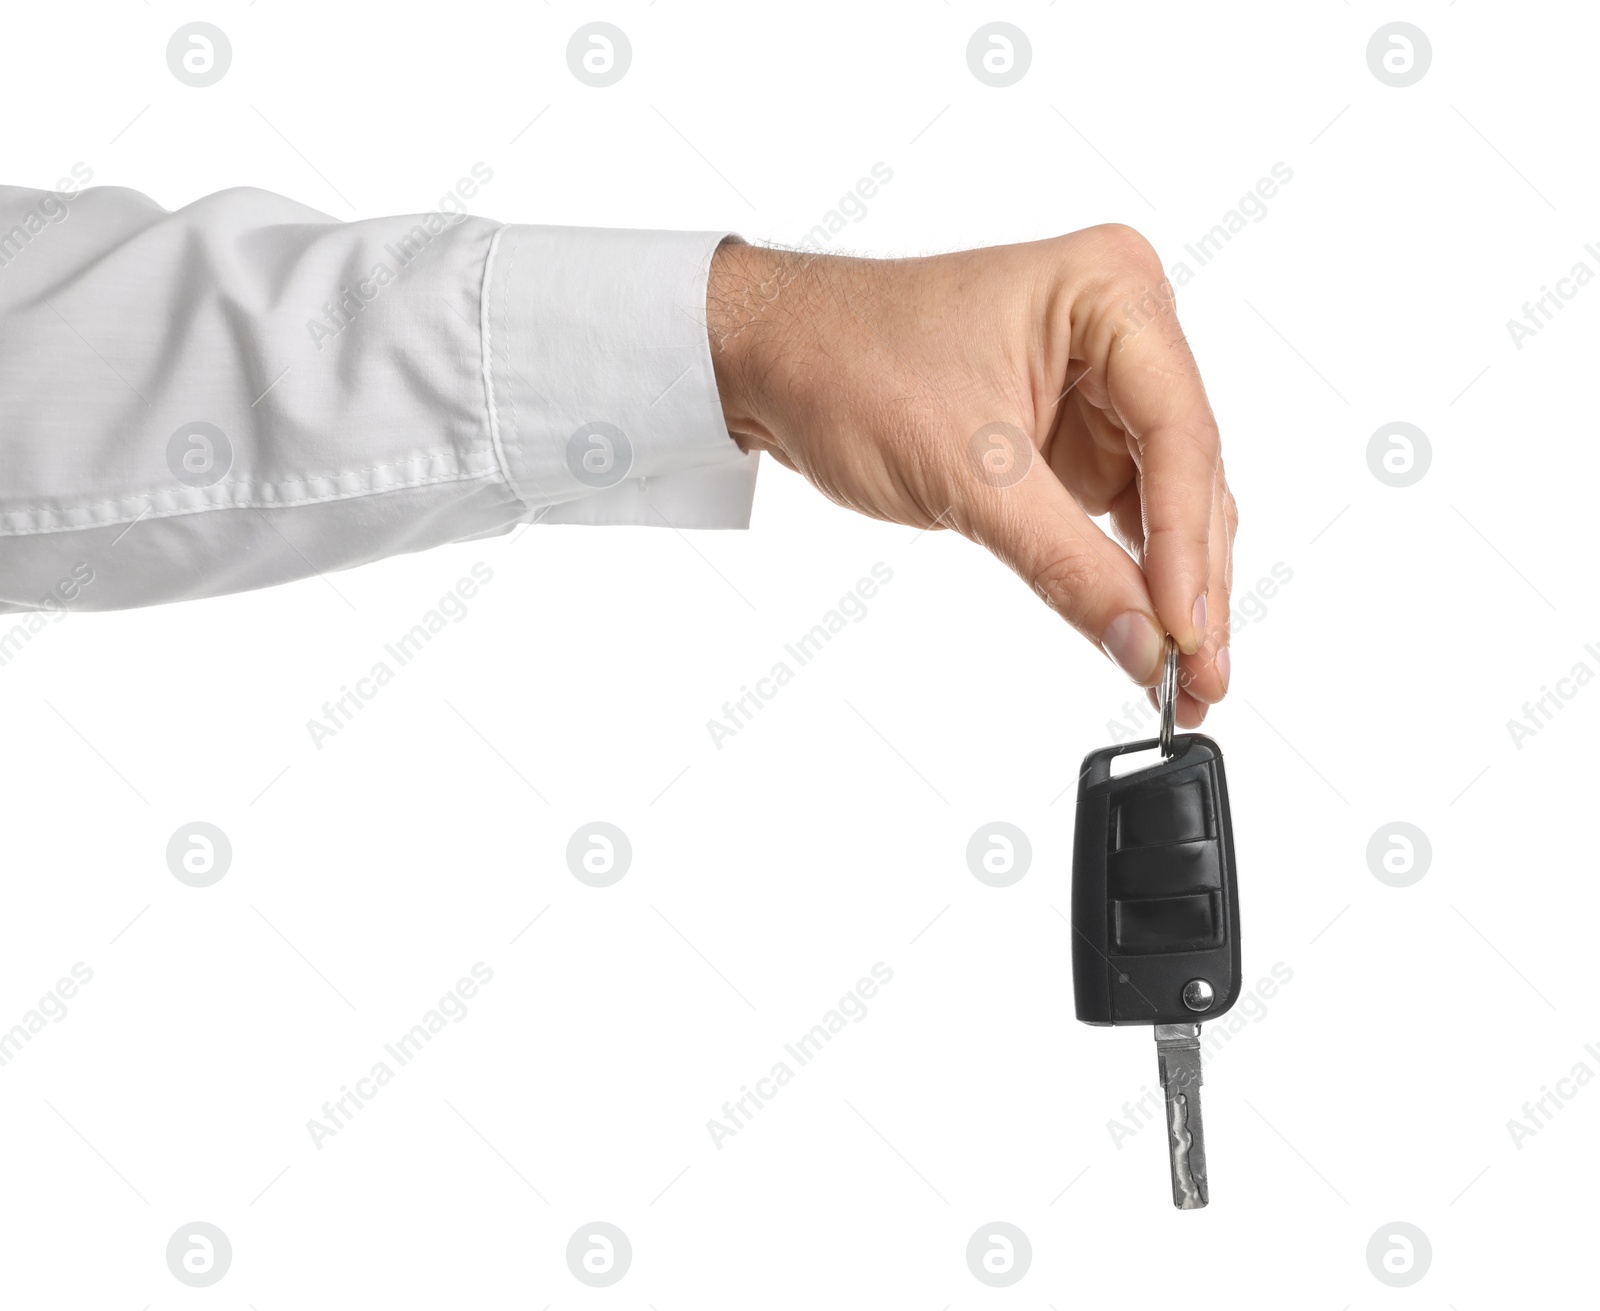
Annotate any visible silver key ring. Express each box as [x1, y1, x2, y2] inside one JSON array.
[[1158, 635, 1179, 758]]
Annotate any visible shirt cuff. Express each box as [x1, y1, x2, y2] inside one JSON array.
[[482, 224, 759, 528]]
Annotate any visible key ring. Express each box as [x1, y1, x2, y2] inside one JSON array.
[[1158, 635, 1179, 759]]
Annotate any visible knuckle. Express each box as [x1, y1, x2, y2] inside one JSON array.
[[1223, 490, 1240, 533], [1170, 420, 1221, 463], [1030, 550, 1102, 626], [1144, 519, 1209, 554], [1082, 223, 1165, 282]]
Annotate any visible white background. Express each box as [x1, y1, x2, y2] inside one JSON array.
[[1, 0, 1593, 1305]]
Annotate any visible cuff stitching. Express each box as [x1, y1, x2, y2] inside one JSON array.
[[480, 224, 531, 510], [0, 461, 502, 536]]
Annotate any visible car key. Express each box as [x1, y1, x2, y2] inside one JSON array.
[[1071, 637, 1240, 1209]]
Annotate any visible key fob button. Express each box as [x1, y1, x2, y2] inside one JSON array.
[[1113, 890, 1221, 953], [1107, 837, 1221, 899], [1115, 777, 1210, 847]]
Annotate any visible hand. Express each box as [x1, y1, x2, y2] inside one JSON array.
[[706, 226, 1234, 726]]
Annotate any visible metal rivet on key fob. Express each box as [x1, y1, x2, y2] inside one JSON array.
[[1071, 636, 1240, 1210]]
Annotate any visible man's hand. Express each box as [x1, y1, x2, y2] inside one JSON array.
[[706, 226, 1234, 725]]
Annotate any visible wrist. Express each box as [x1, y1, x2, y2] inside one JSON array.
[[706, 240, 815, 455]]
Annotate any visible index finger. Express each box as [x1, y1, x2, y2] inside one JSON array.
[[1104, 291, 1221, 654]]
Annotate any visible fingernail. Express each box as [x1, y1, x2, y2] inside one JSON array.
[[1216, 645, 1231, 693], [1191, 593, 1208, 645], [1102, 611, 1162, 683]]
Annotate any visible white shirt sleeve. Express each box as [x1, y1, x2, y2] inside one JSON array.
[[0, 182, 758, 612]]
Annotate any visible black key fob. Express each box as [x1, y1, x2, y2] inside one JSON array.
[[1071, 733, 1240, 1027]]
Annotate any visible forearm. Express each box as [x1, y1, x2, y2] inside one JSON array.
[[0, 184, 753, 612]]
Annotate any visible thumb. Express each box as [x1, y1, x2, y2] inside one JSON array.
[[957, 456, 1165, 685]]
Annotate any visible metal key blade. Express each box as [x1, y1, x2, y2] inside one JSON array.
[[1154, 1023, 1209, 1209]]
